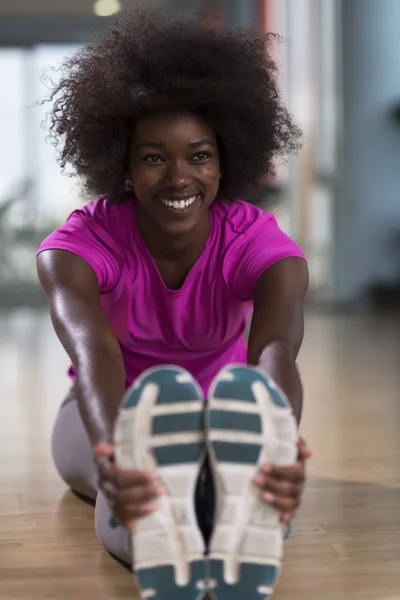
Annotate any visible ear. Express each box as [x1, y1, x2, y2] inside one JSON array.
[[125, 179, 133, 192]]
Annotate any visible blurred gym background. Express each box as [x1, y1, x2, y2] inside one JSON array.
[[1, 0, 400, 309], [0, 0, 398, 311], [1, 4, 400, 599]]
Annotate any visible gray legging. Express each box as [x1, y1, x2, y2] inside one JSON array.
[[51, 387, 214, 567], [51, 388, 132, 564]]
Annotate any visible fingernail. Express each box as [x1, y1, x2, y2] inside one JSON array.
[[263, 492, 275, 503], [109, 518, 118, 529], [253, 476, 264, 486], [128, 520, 136, 531], [261, 464, 272, 474], [94, 443, 115, 458]]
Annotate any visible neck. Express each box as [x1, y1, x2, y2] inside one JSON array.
[[134, 202, 211, 261]]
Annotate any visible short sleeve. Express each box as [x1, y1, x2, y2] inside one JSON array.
[[37, 209, 123, 293], [223, 213, 307, 300]]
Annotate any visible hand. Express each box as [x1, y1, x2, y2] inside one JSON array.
[[253, 436, 312, 524], [94, 443, 165, 530]]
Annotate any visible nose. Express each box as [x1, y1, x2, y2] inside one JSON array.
[[164, 159, 192, 190]]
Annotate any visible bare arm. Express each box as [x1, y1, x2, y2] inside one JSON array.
[[247, 257, 309, 424], [37, 249, 126, 447]]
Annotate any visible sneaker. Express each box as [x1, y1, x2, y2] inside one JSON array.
[[114, 366, 208, 600], [205, 365, 298, 599]]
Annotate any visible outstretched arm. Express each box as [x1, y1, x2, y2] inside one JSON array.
[[37, 249, 126, 446], [247, 257, 311, 521], [247, 257, 308, 424]]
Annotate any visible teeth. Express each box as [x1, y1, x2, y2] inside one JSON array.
[[160, 196, 197, 210]]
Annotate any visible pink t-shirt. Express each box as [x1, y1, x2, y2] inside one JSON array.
[[37, 198, 306, 395]]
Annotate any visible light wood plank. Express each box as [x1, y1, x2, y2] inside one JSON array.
[[1, 309, 399, 599]]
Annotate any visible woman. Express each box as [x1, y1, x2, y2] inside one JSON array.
[[37, 8, 311, 600]]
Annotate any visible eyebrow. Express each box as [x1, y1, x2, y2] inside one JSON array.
[[135, 139, 216, 151]]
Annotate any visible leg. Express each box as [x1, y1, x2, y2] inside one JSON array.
[[95, 489, 132, 566], [52, 387, 132, 564], [51, 387, 98, 500]]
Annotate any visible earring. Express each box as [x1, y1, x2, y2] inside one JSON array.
[[125, 179, 133, 192]]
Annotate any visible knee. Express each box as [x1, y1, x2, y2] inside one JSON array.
[[51, 401, 97, 500]]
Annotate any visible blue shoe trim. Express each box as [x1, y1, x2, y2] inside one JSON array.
[[212, 441, 261, 464], [152, 412, 204, 434], [209, 559, 277, 599], [153, 442, 205, 465], [266, 384, 289, 408], [212, 381, 257, 403], [213, 366, 289, 408], [209, 410, 262, 433], [117, 366, 206, 600], [137, 560, 205, 600], [284, 522, 292, 540], [207, 366, 292, 600], [123, 367, 202, 409]]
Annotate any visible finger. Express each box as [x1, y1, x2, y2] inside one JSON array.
[[115, 500, 159, 524], [94, 443, 115, 459], [114, 468, 159, 488], [100, 481, 118, 504], [254, 475, 302, 499], [116, 483, 165, 505], [257, 466, 304, 486], [262, 492, 298, 514], [297, 437, 313, 460], [96, 456, 117, 487], [259, 462, 305, 483]]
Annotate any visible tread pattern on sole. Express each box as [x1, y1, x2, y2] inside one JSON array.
[[206, 365, 298, 600], [114, 366, 207, 600]]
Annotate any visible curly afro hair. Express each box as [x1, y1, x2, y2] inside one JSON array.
[[46, 6, 301, 203]]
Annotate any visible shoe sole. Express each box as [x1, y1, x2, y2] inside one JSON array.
[[114, 366, 207, 600], [205, 366, 298, 600]]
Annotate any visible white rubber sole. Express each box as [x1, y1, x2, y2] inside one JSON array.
[[205, 365, 298, 600], [114, 366, 208, 600]]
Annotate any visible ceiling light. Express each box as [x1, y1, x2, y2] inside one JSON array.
[[93, 0, 122, 17]]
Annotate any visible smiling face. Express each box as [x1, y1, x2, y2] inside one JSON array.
[[129, 111, 221, 236]]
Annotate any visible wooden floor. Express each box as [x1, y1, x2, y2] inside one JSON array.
[[1, 308, 400, 599]]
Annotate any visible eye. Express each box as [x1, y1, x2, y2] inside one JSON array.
[[143, 155, 164, 164], [191, 151, 213, 162]]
